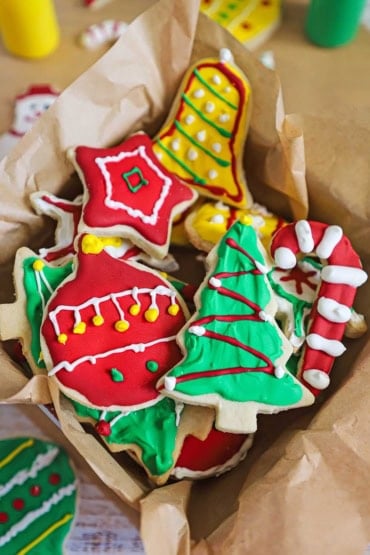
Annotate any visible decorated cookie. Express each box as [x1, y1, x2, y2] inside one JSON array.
[[185, 200, 287, 252], [0, 437, 77, 554], [159, 221, 314, 434], [0, 85, 59, 160], [79, 20, 127, 50], [41, 234, 190, 411], [153, 48, 253, 209], [270, 220, 368, 396], [70, 397, 213, 485], [30, 191, 179, 271], [68, 132, 197, 259], [0, 248, 73, 375], [200, 0, 282, 50], [172, 426, 254, 480]]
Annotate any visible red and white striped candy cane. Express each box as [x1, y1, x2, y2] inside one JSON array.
[[79, 20, 127, 50], [270, 220, 367, 396]]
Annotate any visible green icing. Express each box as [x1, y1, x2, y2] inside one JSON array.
[[181, 93, 232, 138], [23, 258, 73, 368], [146, 360, 159, 373], [167, 222, 303, 406], [0, 437, 76, 554], [174, 120, 230, 167], [72, 397, 178, 477], [110, 368, 124, 382], [193, 68, 238, 110], [155, 139, 206, 185]]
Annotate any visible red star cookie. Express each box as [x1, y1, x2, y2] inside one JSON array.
[[68, 132, 198, 259]]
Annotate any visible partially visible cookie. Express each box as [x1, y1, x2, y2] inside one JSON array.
[[0, 437, 77, 554]]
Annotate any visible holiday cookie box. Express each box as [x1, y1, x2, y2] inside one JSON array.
[[0, 0, 370, 553]]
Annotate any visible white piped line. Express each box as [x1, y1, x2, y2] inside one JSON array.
[[306, 333, 346, 357], [164, 376, 177, 391], [295, 220, 314, 253], [302, 369, 330, 390], [274, 246, 296, 269]]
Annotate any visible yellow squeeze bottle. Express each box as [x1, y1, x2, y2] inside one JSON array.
[[0, 0, 60, 59]]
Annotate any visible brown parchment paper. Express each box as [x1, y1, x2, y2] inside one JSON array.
[[0, 0, 369, 553]]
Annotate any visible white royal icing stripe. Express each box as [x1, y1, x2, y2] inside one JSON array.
[[321, 265, 368, 287], [316, 225, 343, 259], [302, 369, 330, 390], [317, 297, 351, 323], [48, 335, 177, 376], [0, 447, 59, 499], [0, 482, 77, 547], [295, 220, 314, 253], [274, 246, 296, 269], [306, 333, 346, 357]]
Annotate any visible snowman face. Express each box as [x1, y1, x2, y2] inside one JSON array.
[[13, 93, 58, 135]]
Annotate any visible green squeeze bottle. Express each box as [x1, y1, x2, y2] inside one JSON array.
[[305, 0, 367, 47]]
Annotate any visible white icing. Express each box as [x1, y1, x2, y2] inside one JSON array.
[[316, 225, 343, 259], [193, 88, 205, 98], [212, 74, 221, 85], [175, 402, 184, 426], [187, 148, 198, 161], [255, 260, 269, 274], [196, 130, 206, 142], [218, 113, 230, 123], [171, 139, 180, 151], [219, 48, 233, 64], [164, 376, 177, 391], [96, 145, 172, 226], [302, 369, 330, 390], [317, 297, 351, 323], [0, 447, 59, 498], [208, 169, 218, 179], [321, 265, 368, 287], [189, 325, 206, 336], [48, 335, 177, 376], [185, 115, 195, 124], [306, 333, 346, 357], [274, 246, 297, 269], [209, 277, 222, 288], [0, 482, 77, 548], [259, 310, 273, 323], [274, 366, 285, 379], [295, 220, 314, 253], [212, 142, 222, 153], [205, 101, 215, 113], [210, 214, 225, 224]]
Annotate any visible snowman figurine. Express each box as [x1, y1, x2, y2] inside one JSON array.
[[0, 84, 59, 160]]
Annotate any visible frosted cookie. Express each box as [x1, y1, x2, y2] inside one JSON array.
[[153, 48, 253, 209], [41, 234, 190, 411], [0, 248, 73, 375], [79, 20, 127, 50], [159, 221, 314, 434], [172, 426, 254, 480], [68, 132, 197, 259], [70, 398, 213, 485], [200, 0, 281, 50], [270, 220, 368, 396], [0, 85, 59, 160], [185, 200, 286, 252], [0, 437, 77, 554], [30, 191, 179, 271]]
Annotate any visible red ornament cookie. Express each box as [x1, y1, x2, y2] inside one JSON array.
[[68, 132, 197, 259], [41, 234, 190, 411], [270, 220, 368, 396]]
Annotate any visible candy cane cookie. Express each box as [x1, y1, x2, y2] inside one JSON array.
[[153, 48, 253, 209], [79, 20, 127, 50], [270, 220, 368, 396]]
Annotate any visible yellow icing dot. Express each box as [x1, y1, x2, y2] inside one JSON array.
[[144, 307, 159, 323], [73, 322, 86, 335], [92, 314, 104, 326], [129, 303, 141, 316], [168, 304, 180, 316], [114, 319, 130, 332], [32, 259, 45, 272], [159, 271, 168, 279], [58, 333, 68, 345], [240, 214, 253, 226], [81, 234, 123, 255]]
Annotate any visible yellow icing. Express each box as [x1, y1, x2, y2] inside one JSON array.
[[73, 321, 86, 335], [92, 314, 104, 326], [0, 439, 34, 469], [81, 234, 123, 254], [129, 303, 141, 316], [190, 201, 285, 251], [144, 307, 159, 323], [32, 259, 45, 272], [168, 304, 180, 316], [114, 319, 130, 332], [18, 513, 74, 555], [153, 55, 252, 209], [58, 333, 68, 345]]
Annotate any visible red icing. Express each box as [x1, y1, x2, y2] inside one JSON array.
[[73, 133, 196, 254], [175, 427, 249, 472], [95, 421, 111, 436], [0, 512, 9, 523], [156, 61, 248, 205], [271, 221, 364, 396], [48, 473, 61, 485], [30, 485, 42, 496], [42, 244, 187, 409], [13, 498, 25, 510], [275, 265, 318, 295]]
